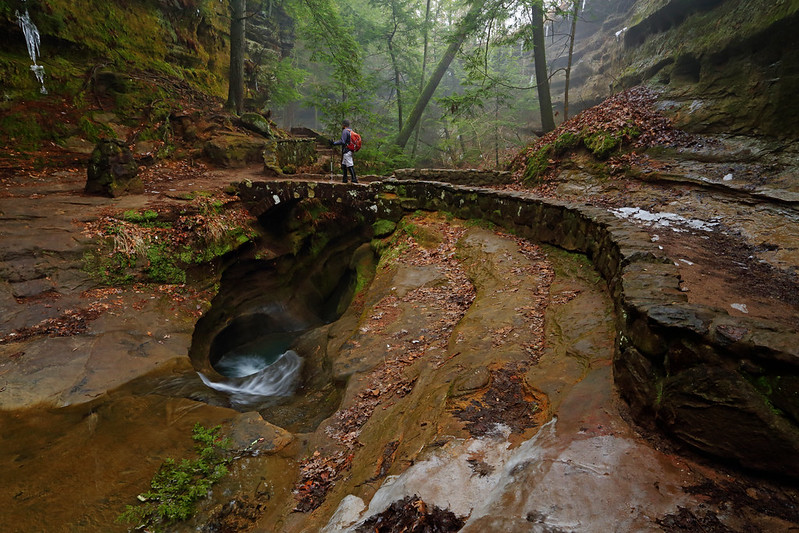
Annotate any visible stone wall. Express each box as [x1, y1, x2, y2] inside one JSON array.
[[237, 178, 799, 478], [270, 138, 318, 173]]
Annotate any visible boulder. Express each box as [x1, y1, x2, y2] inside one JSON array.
[[85, 139, 142, 197], [239, 112, 273, 138], [203, 133, 267, 168], [659, 366, 799, 476]]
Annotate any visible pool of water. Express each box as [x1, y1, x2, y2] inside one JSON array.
[[201, 349, 303, 408]]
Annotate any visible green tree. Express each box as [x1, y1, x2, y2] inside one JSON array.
[[395, 0, 487, 149]]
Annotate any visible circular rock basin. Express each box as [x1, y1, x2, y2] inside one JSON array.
[[188, 223, 374, 429]]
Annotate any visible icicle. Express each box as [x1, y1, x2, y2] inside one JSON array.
[[16, 10, 40, 64], [16, 10, 47, 94]]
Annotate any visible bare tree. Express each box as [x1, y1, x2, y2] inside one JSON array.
[[531, 0, 555, 132], [226, 0, 247, 115], [564, 0, 579, 120]]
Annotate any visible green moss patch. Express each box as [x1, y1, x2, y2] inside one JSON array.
[[372, 219, 397, 238], [523, 144, 553, 184], [583, 130, 622, 159], [82, 196, 259, 286]]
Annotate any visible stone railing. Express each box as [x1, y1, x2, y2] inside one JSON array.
[[237, 178, 799, 478], [393, 168, 514, 187]]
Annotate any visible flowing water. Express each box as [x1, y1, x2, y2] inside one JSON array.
[[199, 349, 303, 408]]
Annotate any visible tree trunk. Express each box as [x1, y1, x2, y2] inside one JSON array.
[[411, 0, 433, 157], [387, 22, 403, 131], [494, 96, 499, 168], [564, 0, 579, 120], [531, 2, 555, 133], [395, 0, 485, 149], [226, 0, 246, 115]]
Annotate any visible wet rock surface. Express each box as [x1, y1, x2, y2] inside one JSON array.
[[1, 123, 798, 531], [243, 169, 799, 481]]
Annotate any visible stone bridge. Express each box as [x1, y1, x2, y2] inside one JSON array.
[[237, 177, 799, 477]]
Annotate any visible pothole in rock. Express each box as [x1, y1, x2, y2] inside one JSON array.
[[186, 217, 375, 432], [201, 323, 305, 407]]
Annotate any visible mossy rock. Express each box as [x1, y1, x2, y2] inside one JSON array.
[[263, 141, 283, 176], [203, 133, 267, 168], [553, 131, 580, 155], [523, 144, 553, 183], [372, 219, 397, 238], [85, 139, 142, 197], [239, 112, 273, 138]]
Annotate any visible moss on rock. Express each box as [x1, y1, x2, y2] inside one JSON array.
[[524, 144, 554, 184], [583, 130, 622, 159]]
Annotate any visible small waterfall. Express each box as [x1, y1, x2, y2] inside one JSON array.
[[16, 9, 47, 94], [198, 350, 302, 408]]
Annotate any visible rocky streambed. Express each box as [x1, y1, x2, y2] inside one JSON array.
[[1, 147, 798, 531]]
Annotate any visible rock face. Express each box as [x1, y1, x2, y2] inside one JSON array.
[[85, 139, 142, 197], [549, 0, 799, 138], [621, 0, 799, 138]]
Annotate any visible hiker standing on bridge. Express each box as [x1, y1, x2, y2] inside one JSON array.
[[331, 119, 358, 184]]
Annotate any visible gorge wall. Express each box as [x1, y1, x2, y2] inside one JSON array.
[[555, 0, 799, 138], [0, 0, 293, 150]]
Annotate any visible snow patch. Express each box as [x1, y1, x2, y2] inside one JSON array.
[[723, 173, 733, 181], [611, 207, 719, 233], [730, 303, 749, 314]]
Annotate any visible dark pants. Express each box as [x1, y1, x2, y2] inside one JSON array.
[[342, 165, 357, 183]]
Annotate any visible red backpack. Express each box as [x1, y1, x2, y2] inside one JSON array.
[[347, 130, 362, 152]]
